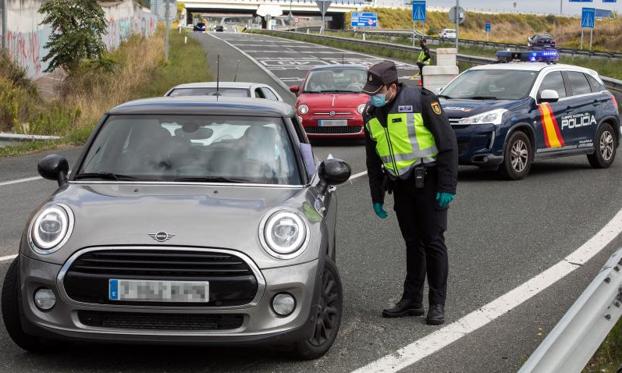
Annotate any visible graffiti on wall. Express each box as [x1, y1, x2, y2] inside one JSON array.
[[104, 13, 157, 50], [6, 28, 52, 78]]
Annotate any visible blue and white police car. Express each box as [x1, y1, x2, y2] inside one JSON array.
[[438, 49, 620, 179]]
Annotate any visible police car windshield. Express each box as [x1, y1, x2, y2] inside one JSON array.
[[76, 115, 302, 185], [303, 68, 367, 93], [441, 70, 539, 100]]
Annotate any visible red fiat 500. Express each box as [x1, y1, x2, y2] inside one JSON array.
[[290, 65, 370, 140]]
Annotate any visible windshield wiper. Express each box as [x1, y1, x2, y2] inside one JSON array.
[[462, 96, 498, 100], [172, 176, 251, 183], [438, 94, 453, 99], [74, 172, 139, 181]]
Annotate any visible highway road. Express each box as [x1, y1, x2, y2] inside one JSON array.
[[0, 32, 621, 372]]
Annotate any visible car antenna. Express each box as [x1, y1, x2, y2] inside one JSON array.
[[233, 60, 241, 82]]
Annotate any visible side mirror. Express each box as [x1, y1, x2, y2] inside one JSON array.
[[317, 158, 351, 194], [38, 154, 69, 186], [539, 89, 559, 103], [289, 85, 300, 94]]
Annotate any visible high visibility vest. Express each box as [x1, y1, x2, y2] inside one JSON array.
[[365, 86, 438, 178], [417, 50, 430, 65]]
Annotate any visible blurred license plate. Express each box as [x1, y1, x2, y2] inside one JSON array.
[[108, 279, 209, 303], [319, 120, 347, 127]]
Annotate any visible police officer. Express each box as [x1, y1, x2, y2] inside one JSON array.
[[362, 61, 458, 325], [416, 38, 431, 80]]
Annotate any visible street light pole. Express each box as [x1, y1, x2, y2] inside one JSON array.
[[455, 0, 459, 51], [560, 0, 563, 15], [164, 0, 170, 61]]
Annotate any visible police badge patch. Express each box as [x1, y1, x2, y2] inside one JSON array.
[[431, 102, 442, 115]]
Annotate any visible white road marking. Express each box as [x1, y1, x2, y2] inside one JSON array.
[[0, 254, 17, 263], [0, 176, 43, 187], [349, 171, 368, 181], [354, 207, 622, 373]]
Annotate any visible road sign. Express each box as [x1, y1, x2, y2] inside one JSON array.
[[316, 0, 331, 16], [351, 12, 378, 28], [602, 0, 616, 2], [595, 8, 614, 18], [569, 0, 593, 2], [448, 6, 465, 25], [581, 7, 595, 29], [485, 21, 491, 33], [412, 1, 426, 22]]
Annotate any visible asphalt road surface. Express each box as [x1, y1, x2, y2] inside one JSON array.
[[0, 32, 621, 372]]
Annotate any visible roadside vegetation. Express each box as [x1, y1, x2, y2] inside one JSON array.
[[346, 8, 622, 52], [324, 30, 622, 80], [585, 319, 622, 372], [0, 28, 211, 157]]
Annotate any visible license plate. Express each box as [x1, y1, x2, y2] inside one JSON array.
[[109, 279, 209, 303], [319, 120, 348, 127]]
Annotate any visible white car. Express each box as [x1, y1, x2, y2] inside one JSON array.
[[165, 82, 284, 102], [439, 29, 457, 41]]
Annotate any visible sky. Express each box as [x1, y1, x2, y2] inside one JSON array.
[[418, 0, 622, 16]]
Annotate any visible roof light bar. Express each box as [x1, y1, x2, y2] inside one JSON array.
[[496, 49, 560, 63]]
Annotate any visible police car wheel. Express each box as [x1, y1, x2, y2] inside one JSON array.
[[499, 131, 532, 180], [588, 123, 617, 169]]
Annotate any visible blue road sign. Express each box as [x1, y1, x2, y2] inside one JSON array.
[[351, 12, 378, 28], [581, 7, 595, 29], [485, 22, 491, 33], [602, 0, 616, 3], [412, 1, 426, 22], [595, 8, 613, 18], [569, 0, 593, 2]]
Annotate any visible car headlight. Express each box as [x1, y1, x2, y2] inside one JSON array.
[[457, 109, 508, 125], [357, 104, 366, 114], [29, 204, 74, 254], [259, 210, 309, 259], [297, 104, 309, 115]]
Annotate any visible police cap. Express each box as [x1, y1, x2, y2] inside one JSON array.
[[362, 61, 398, 94]]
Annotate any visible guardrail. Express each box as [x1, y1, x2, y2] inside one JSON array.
[[349, 29, 622, 60], [519, 247, 622, 373], [260, 30, 622, 95]]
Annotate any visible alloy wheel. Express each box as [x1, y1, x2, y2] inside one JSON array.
[[600, 130, 615, 161], [309, 267, 340, 347], [510, 139, 529, 173]]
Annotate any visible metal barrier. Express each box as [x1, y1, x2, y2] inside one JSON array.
[[260, 30, 622, 95], [519, 247, 622, 373]]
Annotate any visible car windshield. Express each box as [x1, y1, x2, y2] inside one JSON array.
[[440, 69, 538, 100], [168, 88, 250, 98], [76, 115, 302, 185], [303, 68, 367, 93]]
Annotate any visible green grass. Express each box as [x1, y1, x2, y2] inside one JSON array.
[[585, 318, 622, 372]]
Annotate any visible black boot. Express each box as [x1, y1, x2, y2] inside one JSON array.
[[382, 299, 425, 318], [426, 304, 445, 325]]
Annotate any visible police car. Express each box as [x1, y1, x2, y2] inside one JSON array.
[[438, 49, 620, 179]]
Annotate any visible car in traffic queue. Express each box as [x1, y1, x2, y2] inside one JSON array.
[[165, 82, 284, 102], [437, 49, 620, 179], [439, 28, 457, 41], [290, 65, 370, 140], [1, 96, 352, 359], [193, 22, 207, 32], [528, 33, 556, 49]]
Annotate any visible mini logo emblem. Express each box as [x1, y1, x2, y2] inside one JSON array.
[[149, 232, 175, 242], [368, 75, 373, 82], [329, 111, 336, 116]]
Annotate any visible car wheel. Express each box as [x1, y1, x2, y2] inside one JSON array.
[[499, 131, 533, 180], [588, 123, 617, 169], [293, 258, 342, 360], [2, 258, 52, 353]]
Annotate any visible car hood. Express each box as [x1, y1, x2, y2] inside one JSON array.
[[23, 183, 325, 269], [297, 92, 369, 109], [440, 98, 529, 119]]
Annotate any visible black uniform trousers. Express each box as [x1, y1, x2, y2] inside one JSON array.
[[392, 167, 448, 306]]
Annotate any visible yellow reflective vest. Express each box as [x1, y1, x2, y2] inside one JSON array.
[[365, 86, 438, 178]]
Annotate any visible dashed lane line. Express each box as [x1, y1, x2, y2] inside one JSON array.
[[0, 176, 43, 187]]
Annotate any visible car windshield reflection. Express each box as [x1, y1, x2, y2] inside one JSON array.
[[303, 68, 367, 94], [441, 69, 539, 100]]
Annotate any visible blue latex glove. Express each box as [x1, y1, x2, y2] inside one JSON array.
[[436, 192, 455, 209], [373, 203, 388, 219]]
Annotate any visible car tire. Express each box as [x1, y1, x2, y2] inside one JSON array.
[[499, 131, 533, 180], [2, 258, 52, 353], [292, 258, 342, 360], [587, 123, 617, 169]]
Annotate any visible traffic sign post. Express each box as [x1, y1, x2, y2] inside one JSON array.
[[412, 1, 426, 48], [449, 0, 465, 50], [580, 7, 595, 50], [485, 21, 491, 41], [316, 0, 331, 34]]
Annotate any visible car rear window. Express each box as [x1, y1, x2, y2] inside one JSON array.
[[566, 72, 592, 96], [168, 88, 250, 98]]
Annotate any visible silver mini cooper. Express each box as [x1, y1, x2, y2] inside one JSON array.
[[2, 97, 351, 359]]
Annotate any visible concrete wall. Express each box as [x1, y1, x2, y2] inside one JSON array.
[[0, 0, 157, 79]]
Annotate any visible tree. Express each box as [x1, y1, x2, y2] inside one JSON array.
[[39, 0, 108, 73]]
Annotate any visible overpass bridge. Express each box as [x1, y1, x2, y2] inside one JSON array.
[[182, 0, 366, 29]]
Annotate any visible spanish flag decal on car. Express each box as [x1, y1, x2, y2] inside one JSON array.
[[538, 103, 565, 148]]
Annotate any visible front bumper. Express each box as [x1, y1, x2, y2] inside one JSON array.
[[452, 123, 504, 167], [19, 254, 319, 345]]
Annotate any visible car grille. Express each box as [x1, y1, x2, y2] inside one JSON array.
[[305, 126, 362, 134], [78, 311, 244, 331], [63, 249, 258, 307]]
